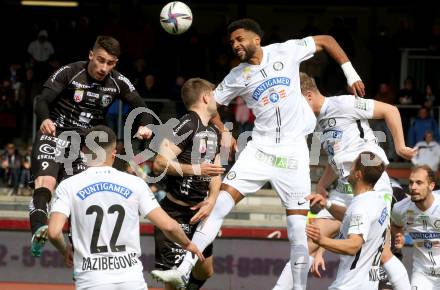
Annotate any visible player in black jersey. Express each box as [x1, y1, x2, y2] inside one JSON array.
[[30, 36, 153, 256], [152, 78, 225, 290]]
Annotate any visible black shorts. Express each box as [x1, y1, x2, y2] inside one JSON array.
[[154, 197, 213, 270], [31, 131, 86, 183]]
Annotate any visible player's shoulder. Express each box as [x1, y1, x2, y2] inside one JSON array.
[[111, 69, 136, 92], [393, 196, 412, 212], [49, 61, 86, 81], [224, 63, 248, 83], [174, 112, 197, 134]]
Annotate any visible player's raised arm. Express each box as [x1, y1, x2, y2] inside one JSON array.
[[372, 100, 417, 160], [313, 35, 365, 97], [34, 89, 58, 136]]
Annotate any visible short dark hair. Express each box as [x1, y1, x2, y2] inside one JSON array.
[[227, 18, 264, 38], [83, 125, 117, 154], [93, 36, 121, 58], [353, 151, 385, 186], [411, 165, 436, 184], [181, 78, 215, 109]]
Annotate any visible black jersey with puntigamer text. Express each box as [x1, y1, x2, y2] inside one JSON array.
[[43, 61, 141, 130], [167, 111, 221, 205]]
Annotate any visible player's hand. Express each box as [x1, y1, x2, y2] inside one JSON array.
[[310, 253, 326, 278], [134, 125, 153, 140], [221, 131, 237, 160], [306, 224, 323, 245], [63, 244, 73, 267], [190, 199, 216, 224], [396, 145, 417, 160], [394, 232, 405, 250], [194, 163, 225, 177], [306, 193, 327, 208], [183, 242, 205, 262], [351, 80, 365, 97], [40, 119, 56, 136]]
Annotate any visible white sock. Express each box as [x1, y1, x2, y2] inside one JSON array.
[[177, 191, 235, 275], [287, 215, 309, 290], [383, 256, 411, 290], [273, 261, 293, 290]]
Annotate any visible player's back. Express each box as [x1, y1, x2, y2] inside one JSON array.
[[330, 190, 389, 290], [53, 166, 158, 288]]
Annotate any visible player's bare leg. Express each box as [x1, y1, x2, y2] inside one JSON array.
[[29, 176, 56, 257]]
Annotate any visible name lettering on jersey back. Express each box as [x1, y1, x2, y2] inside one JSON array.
[[82, 252, 138, 271], [252, 77, 290, 100], [409, 232, 440, 240], [76, 182, 133, 200]]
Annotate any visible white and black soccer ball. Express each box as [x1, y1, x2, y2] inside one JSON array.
[[160, 1, 193, 35]]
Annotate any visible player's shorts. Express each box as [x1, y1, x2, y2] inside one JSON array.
[[154, 197, 213, 270], [223, 141, 310, 210], [31, 130, 86, 182], [411, 271, 440, 290], [77, 280, 147, 290]]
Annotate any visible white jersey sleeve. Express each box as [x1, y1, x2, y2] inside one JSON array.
[[344, 96, 375, 120], [283, 36, 316, 62], [347, 205, 371, 242], [391, 199, 407, 228], [51, 181, 71, 217], [214, 72, 245, 106], [138, 183, 160, 217]]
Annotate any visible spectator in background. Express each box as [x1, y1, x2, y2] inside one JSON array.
[[408, 106, 440, 147], [19, 145, 32, 196], [412, 131, 440, 172], [27, 30, 54, 81], [1, 143, 22, 195], [137, 73, 162, 117], [170, 75, 187, 118], [398, 76, 420, 105], [423, 83, 437, 111]]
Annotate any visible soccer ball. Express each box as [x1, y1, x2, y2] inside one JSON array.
[[160, 1, 193, 35]]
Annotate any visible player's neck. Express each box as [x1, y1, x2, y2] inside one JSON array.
[[415, 192, 434, 212], [353, 182, 373, 196], [247, 48, 263, 65], [315, 95, 325, 116], [190, 108, 211, 126]]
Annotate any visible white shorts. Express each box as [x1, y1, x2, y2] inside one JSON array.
[[223, 141, 310, 210], [411, 271, 440, 290], [315, 171, 392, 219], [77, 281, 147, 290]]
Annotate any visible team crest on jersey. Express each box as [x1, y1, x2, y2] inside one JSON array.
[[261, 89, 287, 106], [226, 171, 236, 180], [101, 94, 112, 107], [328, 118, 336, 127], [74, 90, 84, 103], [273, 61, 284, 71]]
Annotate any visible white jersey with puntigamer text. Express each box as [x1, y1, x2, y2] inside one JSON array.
[[317, 95, 389, 179], [330, 190, 389, 290], [214, 37, 317, 154], [392, 194, 440, 277], [50, 166, 160, 288]]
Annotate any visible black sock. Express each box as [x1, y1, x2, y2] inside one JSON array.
[[30, 187, 52, 235], [186, 272, 207, 290]]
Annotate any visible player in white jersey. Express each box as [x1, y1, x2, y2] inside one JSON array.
[[151, 18, 365, 290], [272, 73, 414, 290], [307, 151, 390, 290], [392, 165, 440, 290], [47, 125, 203, 290]]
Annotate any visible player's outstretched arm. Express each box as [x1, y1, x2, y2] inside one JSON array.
[[147, 207, 205, 262], [372, 101, 417, 160], [310, 246, 327, 278], [34, 88, 59, 135], [48, 212, 72, 266], [154, 139, 224, 177], [211, 111, 238, 154], [307, 223, 364, 256], [313, 35, 365, 97]]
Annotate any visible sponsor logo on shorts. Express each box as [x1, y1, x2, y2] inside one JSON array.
[[226, 171, 236, 180], [39, 144, 62, 156]]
